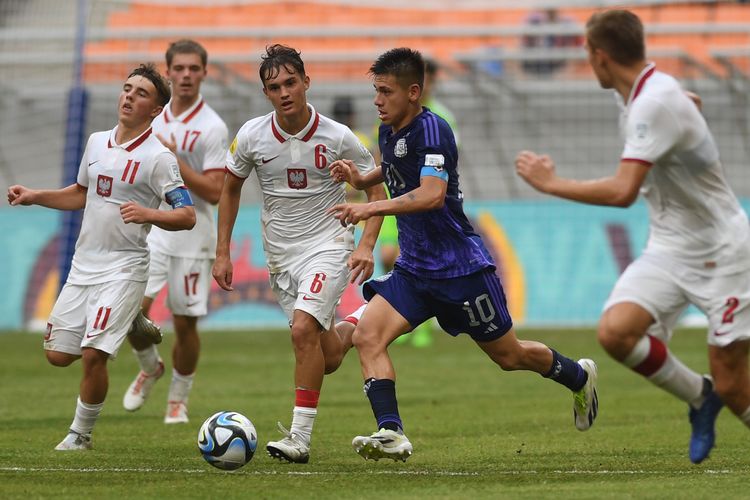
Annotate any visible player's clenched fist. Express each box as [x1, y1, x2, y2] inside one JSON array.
[[515, 150, 557, 193], [7, 185, 35, 206], [329, 159, 363, 188], [119, 201, 149, 224]]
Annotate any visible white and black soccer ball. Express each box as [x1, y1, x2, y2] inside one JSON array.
[[197, 411, 257, 470]]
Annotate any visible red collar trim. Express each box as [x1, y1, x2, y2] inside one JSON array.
[[164, 98, 204, 124], [300, 111, 320, 142], [631, 64, 656, 103], [270, 107, 319, 143], [182, 100, 204, 124], [108, 127, 152, 151], [271, 118, 286, 144]]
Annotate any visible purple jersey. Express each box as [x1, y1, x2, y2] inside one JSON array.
[[379, 108, 494, 278]]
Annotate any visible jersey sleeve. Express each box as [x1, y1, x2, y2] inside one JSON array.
[[226, 126, 255, 179], [621, 97, 682, 165], [416, 120, 453, 182], [340, 126, 375, 175], [201, 123, 229, 172], [151, 151, 186, 200]]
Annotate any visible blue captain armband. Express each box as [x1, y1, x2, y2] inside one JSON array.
[[165, 186, 194, 209], [420, 154, 448, 181]]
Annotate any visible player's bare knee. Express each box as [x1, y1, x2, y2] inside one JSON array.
[[45, 350, 77, 367], [323, 354, 343, 375], [712, 375, 742, 403], [352, 326, 382, 353]]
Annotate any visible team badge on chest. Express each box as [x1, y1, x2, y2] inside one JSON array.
[[287, 168, 308, 189], [97, 174, 113, 197], [394, 138, 407, 158]]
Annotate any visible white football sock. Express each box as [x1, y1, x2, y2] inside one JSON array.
[[290, 406, 317, 446], [623, 335, 704, 406], [167, 368, 194, 403], [70, 397, 104, 435], [133, 345, 160, 374]]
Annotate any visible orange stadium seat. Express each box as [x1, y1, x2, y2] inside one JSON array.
[[84, 1, 750, 83]]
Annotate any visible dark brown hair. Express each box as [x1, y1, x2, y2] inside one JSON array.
[[128, 63, 171, 107], [165, 39, 208, 68], [586, 10, 645, 65]]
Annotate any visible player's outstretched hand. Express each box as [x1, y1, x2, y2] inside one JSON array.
[[515, 150, 556, 193], [327, 202, 373, 227], [329, 159, 362, 188], [212, 256, 234, 291], [155, 132, 178, 155], [348, 247, 375, 285], [120, 201, 151, 224], [7, 185, 35, 206]]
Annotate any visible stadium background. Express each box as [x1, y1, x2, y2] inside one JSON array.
[[2, 0, 750, 332]]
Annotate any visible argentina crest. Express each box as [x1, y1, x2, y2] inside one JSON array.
[[394, 137, 407, 157]]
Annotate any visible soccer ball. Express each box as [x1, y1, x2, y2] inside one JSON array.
[[197, 411, 258, 470]]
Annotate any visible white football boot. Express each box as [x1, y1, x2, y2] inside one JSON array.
[[266, 422, 310, 464], [54, 430, 92, 451], [352, 428, 413, 462], [122, 360, 164, 411], [573, 358, 599, 431], [164, 400, 189, 424]]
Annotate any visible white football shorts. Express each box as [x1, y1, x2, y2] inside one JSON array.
[[145, 250, 213, 316], [604, 253, 750, 347], [45, 279, 147, 358], [269, 248, 351, 329]]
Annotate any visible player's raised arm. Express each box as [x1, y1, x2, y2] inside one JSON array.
[[515, 150, 649, 208], [212, 171, 244, 291], [8, 183, 87, 210]]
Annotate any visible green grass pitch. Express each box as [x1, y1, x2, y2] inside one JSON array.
[[0, 327, 747, 499]]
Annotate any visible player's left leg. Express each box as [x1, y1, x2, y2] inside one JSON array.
[[164, 314, 200, 424], [710, 340, 750, 418], [266, 310, 323, 464]]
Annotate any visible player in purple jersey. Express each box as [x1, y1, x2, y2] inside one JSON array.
[[328, 47, 600, 462]]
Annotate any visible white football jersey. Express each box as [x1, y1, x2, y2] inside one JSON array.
[[618, 63, 750, 274], [147, 96, 228, 258], [227, 104, 376, 271], [68, 126, 185, 285]]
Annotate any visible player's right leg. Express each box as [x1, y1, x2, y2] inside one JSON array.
[[123, 296, 164, 412], [123, 253, 169, 411], [351, 293, 415, 461], [54, 280, 144, 450]]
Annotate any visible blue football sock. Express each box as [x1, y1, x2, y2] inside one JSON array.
[[364, 378, 403, 432], [543, 349, 587, 392]]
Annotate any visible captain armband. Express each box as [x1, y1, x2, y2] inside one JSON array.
[[165, 186, 194, 209]]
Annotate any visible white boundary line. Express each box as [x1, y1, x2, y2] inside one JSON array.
[[0, 467, 738, 476]]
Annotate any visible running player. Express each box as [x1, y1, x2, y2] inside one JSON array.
[[7, 64, 195, 450], [213, 44, 386, 463], [328, 47, 598, 462], [516, 9, 748, 464]]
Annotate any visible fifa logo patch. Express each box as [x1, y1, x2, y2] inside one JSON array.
[[394, 138, 407, 158], [287, 168, 307, 189], [96, 174, 113, 197]]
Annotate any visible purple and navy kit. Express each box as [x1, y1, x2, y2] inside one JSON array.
[[378, 108, 494, 279], [365, 109, 512, 340]]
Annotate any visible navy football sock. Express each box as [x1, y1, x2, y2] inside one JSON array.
[[364, 378, 403, 432], [543, 349, 587, 392]]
